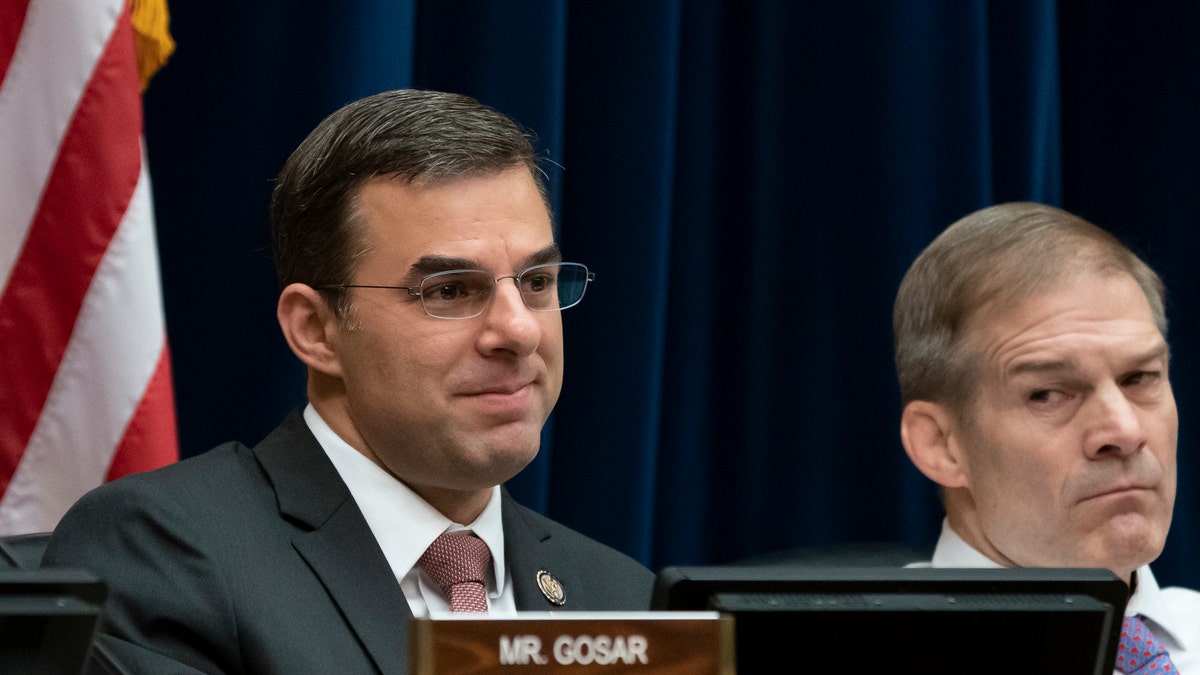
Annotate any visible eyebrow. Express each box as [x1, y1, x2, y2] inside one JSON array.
[[410, 256, 478, 277], [1008, 343, 1171, 378], [1009, 358, 1080, 378], [523, 244, 564, 268], [1130, 343, 1172, 368], [408, 244, 563, 278]]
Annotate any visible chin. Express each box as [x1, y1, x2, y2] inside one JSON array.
[[485, 420, 544, 452], [1076, 498, 1156, 545], [1091, 531, 1166, 577], [475, 439, 541, 482]]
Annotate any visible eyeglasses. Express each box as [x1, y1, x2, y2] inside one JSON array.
[[315, 262, 595, 320]]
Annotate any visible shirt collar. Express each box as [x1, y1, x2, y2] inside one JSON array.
[[1127, 565, 1189, 652], [929, 519, 1001, 568], [932, 519, 1188, 652], [302, 404, 507, 595]]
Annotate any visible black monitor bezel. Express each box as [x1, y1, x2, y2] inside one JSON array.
[[653, 565, 1129, 674], [0, 568, 106, 675]]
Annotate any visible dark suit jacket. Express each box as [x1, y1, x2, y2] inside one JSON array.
[[44, 410, 655, 674]]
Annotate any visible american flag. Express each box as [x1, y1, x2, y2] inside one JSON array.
[[0, 0, 178, 534]]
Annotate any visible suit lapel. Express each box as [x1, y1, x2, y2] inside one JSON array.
[[501, 490, 568, 611], [294, 507, 412, 674], [256, 411, 412, 675]]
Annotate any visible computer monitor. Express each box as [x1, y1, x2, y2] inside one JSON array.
[[652, 565, 1128, 674], [0, 569, 106, 675]]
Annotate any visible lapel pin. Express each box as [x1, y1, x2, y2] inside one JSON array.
[[536, 569, 566, 606]]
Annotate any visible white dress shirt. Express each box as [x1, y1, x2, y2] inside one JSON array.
[[303, 404, 517, 617], [912, 519, 1200, 673]]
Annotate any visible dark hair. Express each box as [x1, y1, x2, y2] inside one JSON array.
[[893, 202, 1166, 410], [270, 89, 549, 317]]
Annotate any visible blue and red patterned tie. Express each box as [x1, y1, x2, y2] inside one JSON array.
[[1116, 615, 1177, 674]]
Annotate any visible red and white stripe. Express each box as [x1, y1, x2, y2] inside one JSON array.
[[0, 0, 177, 534]]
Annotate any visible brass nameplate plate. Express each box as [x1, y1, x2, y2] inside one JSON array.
[[412, 611, 733, 673]]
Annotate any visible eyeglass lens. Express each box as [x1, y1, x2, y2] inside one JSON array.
[[420, 263, 590, 319]]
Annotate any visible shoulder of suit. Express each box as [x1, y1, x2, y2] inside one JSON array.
[[77, 440, 262, 513], [503, 499, 650, 572]]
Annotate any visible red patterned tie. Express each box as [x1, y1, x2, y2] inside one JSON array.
[[417, 532, 492, 613], [1116, 615, 1177, 674]]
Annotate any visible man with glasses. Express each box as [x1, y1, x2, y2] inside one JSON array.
[[45, 89, 654, 673]]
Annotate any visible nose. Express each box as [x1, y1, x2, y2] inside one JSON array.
[[1085, 383, 1146, 459], [476, 277, 542, 356]]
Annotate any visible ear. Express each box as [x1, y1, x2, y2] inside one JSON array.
[[277, 283, 345, 378], [899, 400, 970, 488]]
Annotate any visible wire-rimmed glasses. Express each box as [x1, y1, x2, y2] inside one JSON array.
[[314, 262, 595, 320]]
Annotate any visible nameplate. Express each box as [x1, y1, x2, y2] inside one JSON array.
[[411, 611, 733, 673]]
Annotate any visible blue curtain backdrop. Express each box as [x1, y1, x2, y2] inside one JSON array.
[[144, 1, 1200, 588]]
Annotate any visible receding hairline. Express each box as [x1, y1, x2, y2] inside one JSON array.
[[892, 202, 1168, 410], [341, 165, 557, 275], [961, 267, 1171, 377]]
